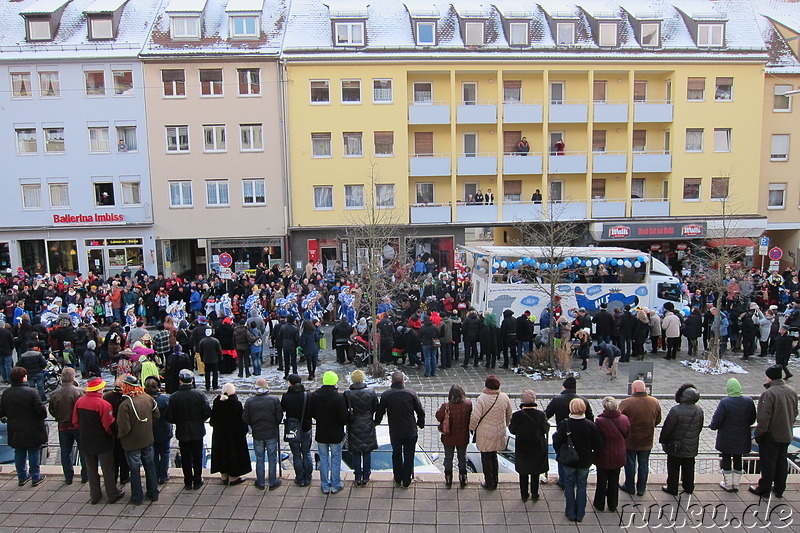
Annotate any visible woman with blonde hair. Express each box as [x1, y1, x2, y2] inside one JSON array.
[[210, 383, 251, 485]]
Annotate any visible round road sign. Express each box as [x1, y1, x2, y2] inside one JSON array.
[[768, 247, 783, 261], [219, 252, 233, 268]]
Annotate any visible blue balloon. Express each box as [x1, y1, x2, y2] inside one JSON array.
[[558, 262, 566, 269], [638, 256, 646, 263], [610, 259, 618, 266], [492, 268, 497, 274], [565, 258, 573, 266]]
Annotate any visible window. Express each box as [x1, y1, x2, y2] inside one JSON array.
[[94, 182, 115, 205], [683, 178, 701, 200], [375, 184, 395, 208], [171, 16, 201, 39], [416, 21, 436, 45], [593, 80, 607, 103], [591, 179, 606, 199], [121, 181, 141, 205], [310, 80, 330, 103], [685, 129, 703, 152], [162, 70, 186, 97], [242, 178, 266, 205], [550, 81, 564, 104], [463, 132, 478, 156], [556, 23, 574, 45], [343, 132, 363, 156], [89, 127, 110, 152], [550, 180, 564, 202], [335, 22, 365, 46], [504, 180, 522, 202], [631, 178, 645, 199], [116, 126, 137, 152], [463, 82, 477, 105], [49, 183, 69, 208], [112, 70, 133, 96], [16, 128, 37, 154], [697, 23, 723, 47], [504, 80, 521, 103], [373, 79, 392, 103], [374, 131, 394, 156], [11, 72, 32, 98], [84, 70, 105, 96], [715, 77, 732, 101], [632, 130, 646, 152], [413, 82, 432, 103], [27, 19, 51, 41], [713, 128, 731, 152], [599, 23, 617, 47], [200, 69, 223, 96], [44, 128, 65, 153], [465, 22, 484, 45], [592, 130, 606, 152], [238, 69, 260, 95], [203, 125, 226, 152], [414, 132, 433, 156], [633, 81, 647, 102], [687, 77, 705, 101], [341, 80, 361, 103], [509, 22, 528, 46], [774, 85, 793, 112], [166, 126, 189, 153], [38, 71, 60, 97], [640, 23, 659, 47], [345, 184, 364, 208], [231, 16, 259, 38], [89, 18, 114, 39], [21, 184, 42, 209], [311, 133, 332, 157], [314, 186, 333, 209], [711, 177, 729, 200], [768, 183, 786, 208], [771, 134, 790, 160], [415, 183, 434, 204], [239, 124, 263, 151], [169, 181, 193, 207]]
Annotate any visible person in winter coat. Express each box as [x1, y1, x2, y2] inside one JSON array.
[[593, 397, 630, 512], [619, 380, 662, 496], [553, 398, 603, 523], [546, 376, 594, 486], [144, 377, 173, 485], [659, 383, 704, 495], [774, 325, 794, 380], [469, 374, 513, 490], [648, 310, 662, 354], [165, 345, 192, 394], [738, 307, 756, 360], [461, 310, 482, 367], [310, 371, 348, 494], [103, 377, 130, 486], [300, 319, 323, 380], [215, 317, 236, 374], [479, 313, 500, 369], [616, 306, 635, 362], [164, 369, 212, 490], [755, 308, 774, 358], [508, 389, 549, 502], [435, 384, 473, 489], [232, 319, 255, 379], [632, 310, 650, 361], [281, 375, 313, 486], [344, 369, 378, 486], [592, 303, 615, 345], [116, 375, 160, 505], [0, 367, 48, 487], [48, 367, 87, 484], [708, 378, 756, 492], [15, 345, 48, 402], [376, 371, 425, 488], [276, 316, 301, 379], [210, 383, 252, 485], [500, 309, 518, 368], [249, 323, 265, 376], [683, 308, 702, 357], [516, 311, 533, 358], [243, 378, 283, 490], [418, 317, 440, 377], [661, 309, 682, 360], [439, 314, 454, 369], [332, 318, 354, 364]]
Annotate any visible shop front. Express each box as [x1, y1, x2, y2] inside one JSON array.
[[208, 237, 286, 274]]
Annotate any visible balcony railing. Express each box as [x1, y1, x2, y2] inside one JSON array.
[[633, 151, 672, 172], [631, 198, 670, 217], [457, 102, 497, 124], [502, 201, 544, 222], [591, 152, 628, 173], [456, 202, 498, 223], [548, 101, 588, 123], [633, 100, 673, 122], [457, 153, 497, 175], [410, 203, 452, 224], [408, 101, 450, 124], [591, 198, 627, 218], [503, 153, 543, 174], [409, 154, 451, 176], [548, 152, 587, 174], [593, 102, 629, 123], [502, 101, 543, 123]]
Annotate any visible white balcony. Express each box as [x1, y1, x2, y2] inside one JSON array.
[[457, 155, 497, 175], [410, 204, 452, 224], [502, 202, 544, 222], [456, 203, 498, 223], [548, 153, 587, 174], [551, 201, 588, 220], [409, 156, 451, 176], [633, 102, 673, 123], [457, 104, 497, 124], [408, 104, 450, 124], [502, 103, 543, 123], [592, 153, 627, 173], [503, 154, 542, 175], [591, 199, 627, 218], [631, 199, 670, 217], [549, 102, 588, 123], [593, 103, 629, 123], [633, 152, 672, 173]]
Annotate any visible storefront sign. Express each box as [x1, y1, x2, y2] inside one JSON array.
[[649, 244, 661, 251], [601, 222, 707, 240], [85, 240, 105, 246], [107, 238, 142, 246], [53, 213, 124, 224], [676, 243, 688, 251]]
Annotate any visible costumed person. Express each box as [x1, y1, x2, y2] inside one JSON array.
[[68, 303, 82, 328], [286, 292, 302, 323], [338, 289, 356, 327], [124, 304, 137, 331], [216, 294, 233, 320]]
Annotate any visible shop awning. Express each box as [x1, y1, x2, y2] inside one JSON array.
[[706, 238, 755, 247]]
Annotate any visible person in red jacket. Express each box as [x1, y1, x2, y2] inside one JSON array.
[[593, 397, 630, 512]]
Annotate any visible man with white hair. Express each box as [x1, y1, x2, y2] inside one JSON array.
[[619, 380, 662, 496]]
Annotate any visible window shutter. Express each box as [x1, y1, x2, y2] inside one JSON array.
[[632, 130, 646, 151], [414, 132, 434, 156], [374, 131, 393, 145], [633, 81, 647, 101], [591, 179, 606, 198], [503, 80, 521, 89], [592, 130, 606, 151], [504, 180, 522, 195], [716, 77, 733, 85], [593, 81, 606, 102], [687, 78, 705, 90], [503, 131, 521, 153]]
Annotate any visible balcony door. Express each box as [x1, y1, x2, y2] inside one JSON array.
[[463, 132, 478, 157], [550, 180, 564, 203], [414, 132, 434, 156], [550, 81, 564, 104], [462, 82, 477, 105], [549, 131, 564, 153]]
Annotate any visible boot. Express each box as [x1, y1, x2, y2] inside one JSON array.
[[719, 470, 735, 492], [445, 474, 452, 489], [459, 474, 467, 489], [731, 470, 743, 492]]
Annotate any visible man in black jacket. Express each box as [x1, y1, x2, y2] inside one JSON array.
[[0, 367, 48, 487], [164, 369, 211, 490], [277, 316, 301, 379], [281, 375, 313, 486], [243, 378, 283, 490], [331, 318, 353, 364], [592, 303, 614, 345], [774, 326, 794, 379], [16, 345, 48, 402], [461, 311, 482, 367], [545, 376, 594, 487], [197, 329, 221, 391], [309, 371, 347, 494], [500, 309, 518, 368], [375, 371, 425, 488], [0, 322, 15, 383], [516, 311, 533, 361]]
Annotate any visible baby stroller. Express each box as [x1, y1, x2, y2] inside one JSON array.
[[44, 355, 64, 393], [348, 335, 371, 367]]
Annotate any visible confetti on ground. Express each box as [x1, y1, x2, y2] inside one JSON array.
[[680, 358, 748, 375], [513, 366, 580, 381]]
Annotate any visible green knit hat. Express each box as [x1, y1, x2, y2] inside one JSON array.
[[726, 378, 742, 397]]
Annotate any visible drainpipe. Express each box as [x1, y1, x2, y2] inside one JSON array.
[[278, 57, 292, 265]]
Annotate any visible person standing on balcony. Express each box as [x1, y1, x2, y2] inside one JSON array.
[[516, 137, 530, 156], [475, 190, 484, 204], [531, 189, 542, 203], [554, 138, 565, 155], [484, 189, 494, 205]]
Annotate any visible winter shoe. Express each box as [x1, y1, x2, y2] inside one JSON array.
[[719, 470, 735, 492]]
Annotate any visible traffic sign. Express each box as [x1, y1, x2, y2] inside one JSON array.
[[759, 236, 770, 247], [220, 267, 232, 280], [768, 247, 783, 261], [219, 252, 233, 268]]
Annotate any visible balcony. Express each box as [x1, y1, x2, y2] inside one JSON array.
[[591, 199, 627, 218], [502, 103, 543, 123], [410, 203, 452, 224], [633, 102, 673, 122], [503, 154, 542, 175], [457, 103, 497, 124], [551, 201, 588, 220], [631, 199, 670, 217], [409, 155, 451, 177], [593, 103, 629, 123], [548, 153, 587, 174], [633, 152, 672, 173], [408, 103, 450, 124], [592, 153, 627, 173], [502, 202, 544, 222], [457, 154, 497, 175], [548, 102, 588, 123], [456, 203, 498, 223]]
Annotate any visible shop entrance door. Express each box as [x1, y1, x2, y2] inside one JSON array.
[[87, 249, 105, 276]]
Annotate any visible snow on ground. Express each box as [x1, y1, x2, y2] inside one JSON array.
[[513, 366, 580, 381], [680, 358, 748, 375]]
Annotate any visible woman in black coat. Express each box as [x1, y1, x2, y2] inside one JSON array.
[[683, 309, 703, 357], [210, 383, 252, 485], [479, 313, 500, 369], [0, 367, 48, 485], [343, 369, 378, 486], [508, 389, 549, 502], [659, 383, 704, 495], [632, 310, 650, 361], [215, 318, 236, 374], [708, 378, 756, 492]]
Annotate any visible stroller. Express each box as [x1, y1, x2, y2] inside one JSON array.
[[44, 355, 64, 393], [348, 335, 372, 367]]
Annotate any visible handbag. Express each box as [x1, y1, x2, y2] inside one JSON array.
[[663, 410, 697, 455], [284, 392, 308, 443], [472, 394, 499, 443], [433, 338, 441, 348], [557, 419, 580, 466], [438, 403, 451, 435]]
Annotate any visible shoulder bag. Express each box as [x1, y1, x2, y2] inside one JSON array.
[[472, 394, 499, 443], [557, 419, 580, 466], [284, 392, 307, 443], [664, 409, 697, 455], [438, 402, 451, 435]]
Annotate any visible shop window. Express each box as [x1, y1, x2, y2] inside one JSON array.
[[89, 126, 110, 153], [345, 184, 364, 208], [376, 184, 395, 208], [373, 79, 392, 103], [162, 69, 186, 97], [206, 179, 229, 206], [312, 133, 332, 157], [343, 132, 363, 156], [84, 70, 105, 96], [242, 178, 266, 205], [774, 85, 793, 112], [39, 71, 60, 97], [21, 183, 42, 209], [685, 129, 703, 152], [200, 69, 223, 96], [16, 128, 37, 154], [121, 181, 141, 205], [341, 79, 361, 103], [374, 131, 393, 156], [48, 240, 78, 273], [768, 183, 786, 209], [116, 126, 137, 152], [314, 186, 333, 209], [49, 183, 69, 208], [239, 124, 263, 151], [687, 78, 705, 101], [238, 68, 260, 95], [310, 80, 330, 103], [94, 182, 115, 206], [711, 177, 729, 200], [113, 70, 133, 96], [44, 127, 65, 153], [683, 178, 701, 201], [715, 77, 733, 101], [416, 183, 434, 204]]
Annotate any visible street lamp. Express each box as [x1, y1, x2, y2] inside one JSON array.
[[783, 89, 800, 96]]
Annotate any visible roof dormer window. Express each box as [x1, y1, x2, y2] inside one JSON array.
[[508, 22, 529, 46], [556, 22, 575, 45], [640, 22, 660, 47], [21, 0, 71, 42], [89, 17, 114, 40], [598, 22, 617, 47], [231, 15, 259, 38], [697, 23, 724, 47], [465, 21, 485, 46], [416, 21, 436, 45], [27, 18, 52, 41], [334, 22, 365, 46], [171, 16, 201, 39]]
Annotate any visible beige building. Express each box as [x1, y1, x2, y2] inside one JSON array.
[[141, 0, 286, 275]]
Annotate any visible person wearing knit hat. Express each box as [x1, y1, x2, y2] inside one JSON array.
[[773, 325, 794, 380], [323, 370, 339, 386], [310, 368, 347, 494], [509, 389, 548, 501], [709, 378, 756, 492], [210, 383, 251, 487], [116, 373, 159, 504], [49, 366, 87, 484], [351, 369, 365, 384], [345, 368, 378, 486], [546, 375, 593, 488]]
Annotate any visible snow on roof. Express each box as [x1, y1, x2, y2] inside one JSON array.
[[19, 0, 71, 15], [165, 0, 209, 13], [226, 0, 265, 13], [755, 0, 800, 69], [402, 0, 440, 18], [83, 0, 128, 14], [324, 0, 369, 17]]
